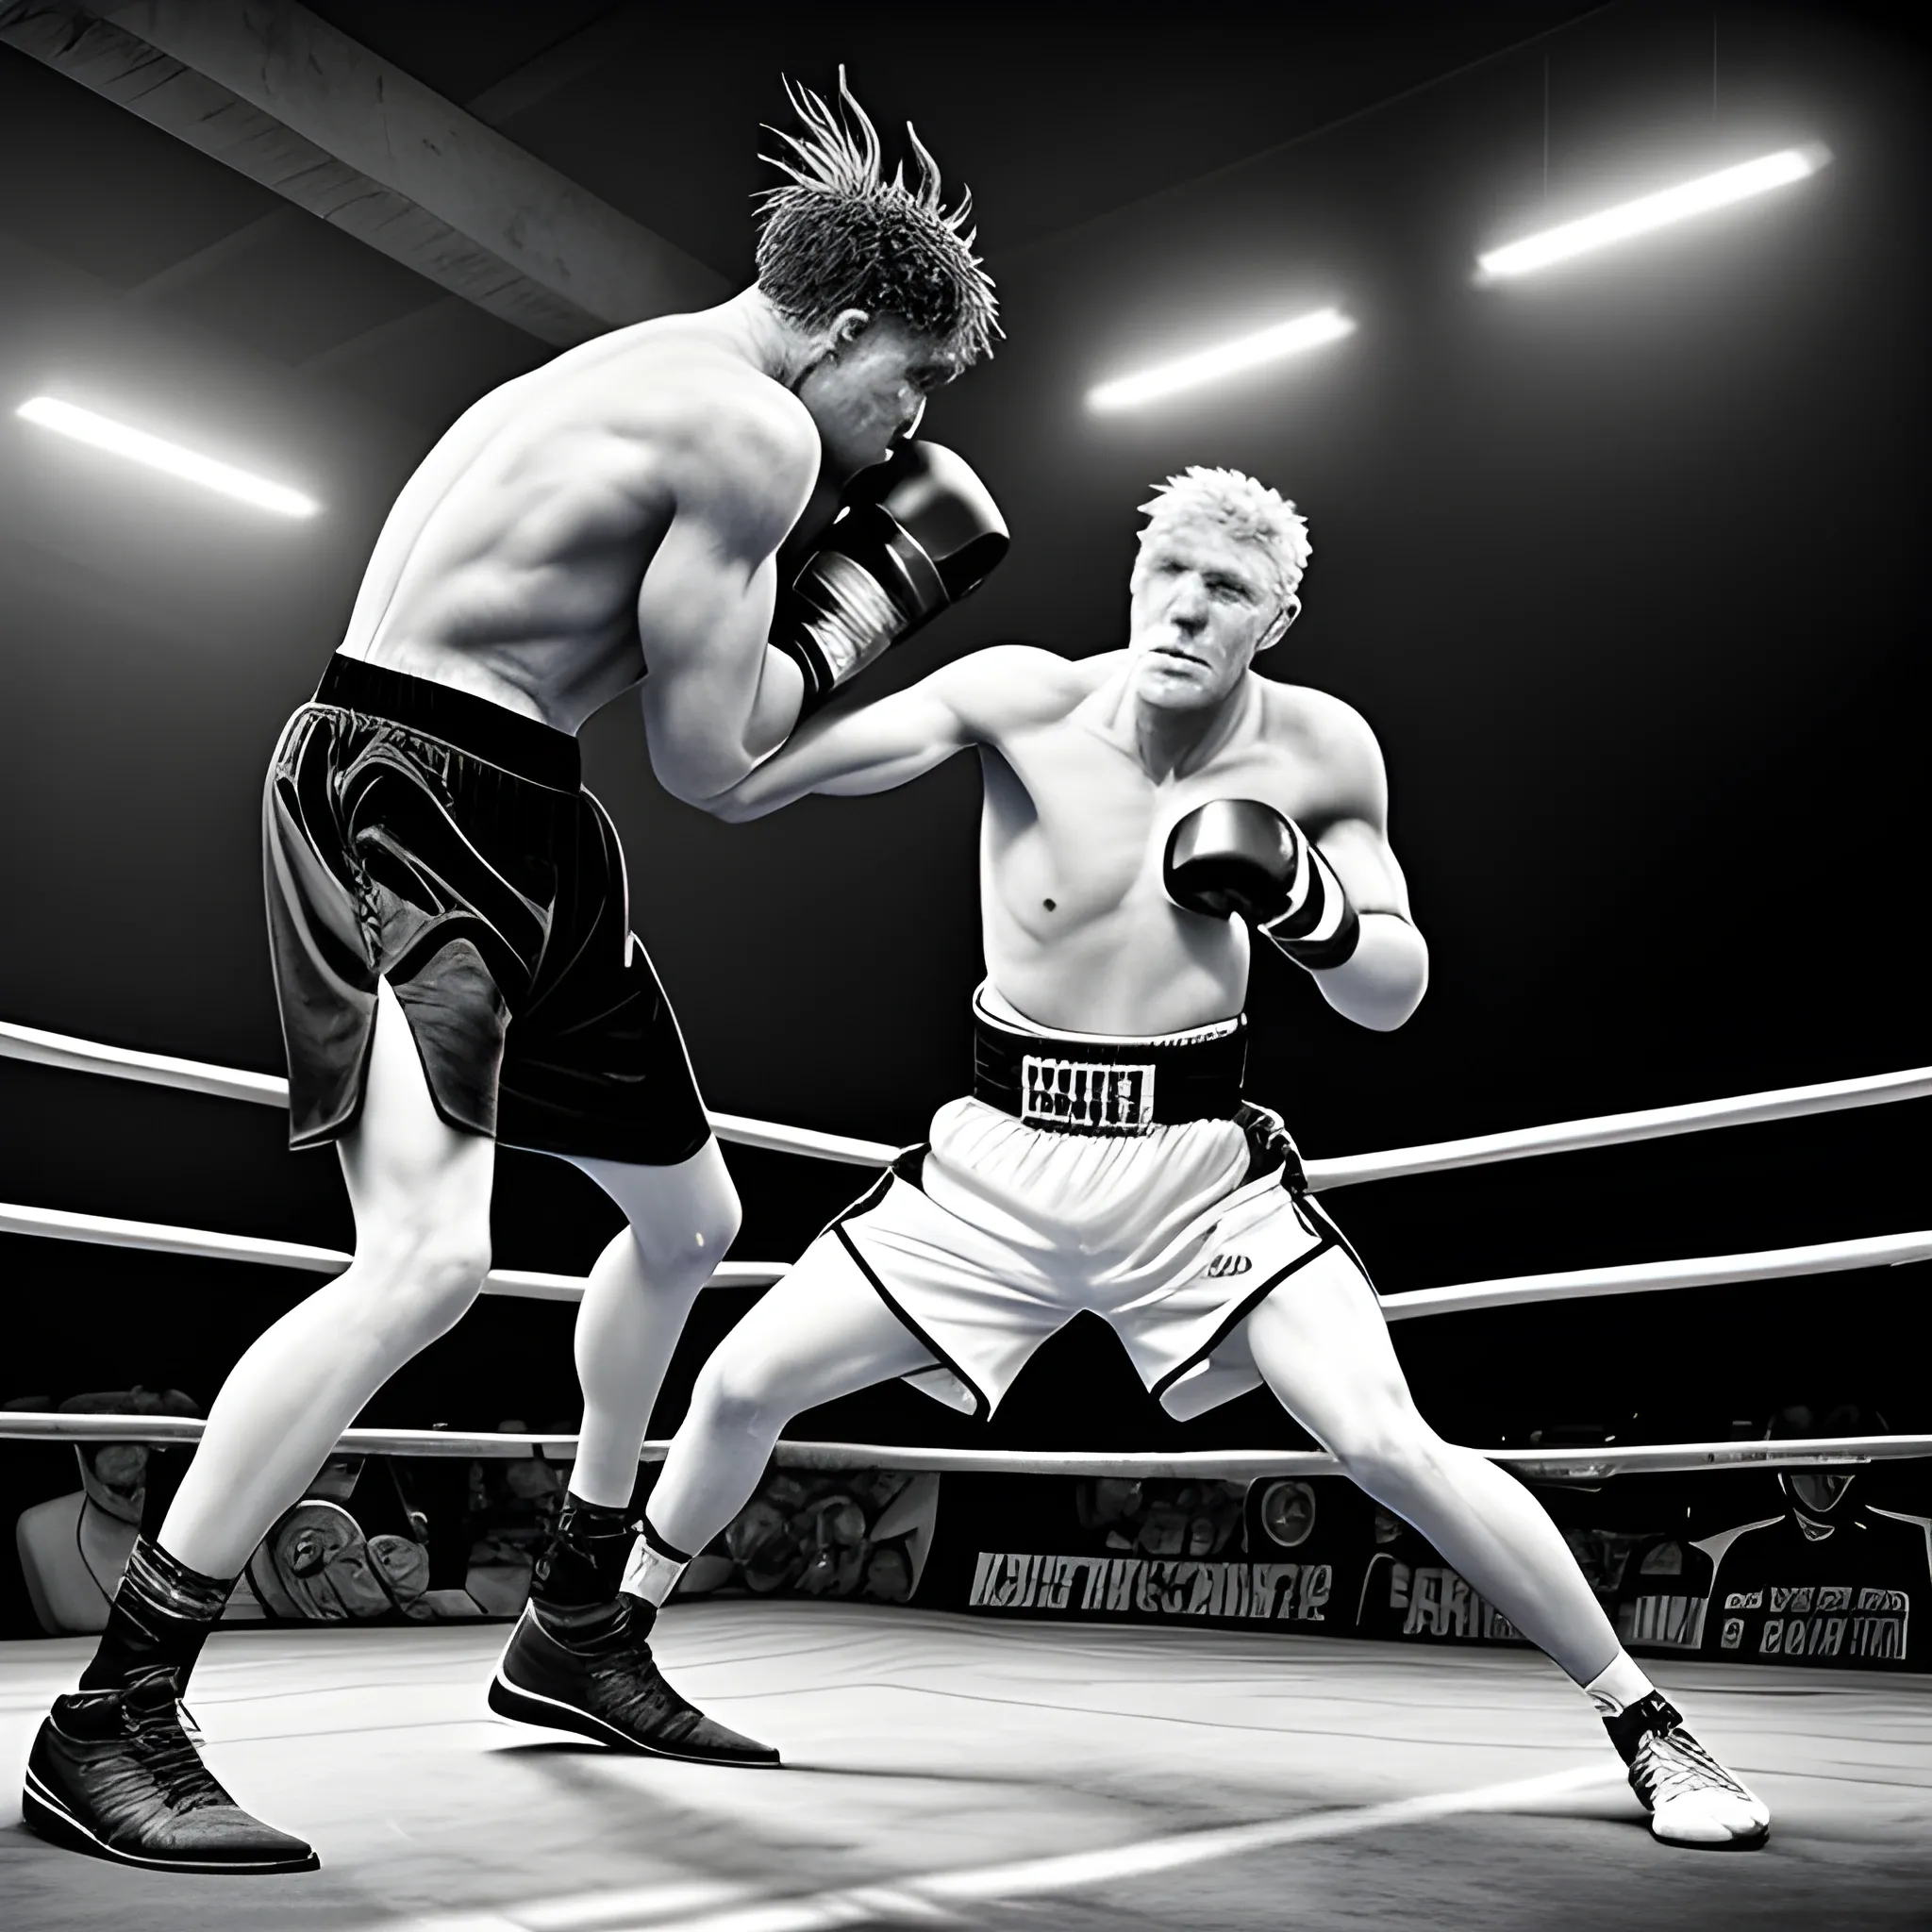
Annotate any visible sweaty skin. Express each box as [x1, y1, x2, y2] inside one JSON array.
[[335, 294, 957, 802]]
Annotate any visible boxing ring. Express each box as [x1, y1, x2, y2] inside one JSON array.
[[3, 1019, 1931, 1928]]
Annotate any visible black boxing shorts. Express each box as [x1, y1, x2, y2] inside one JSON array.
[[262, 655, 710, 1166]]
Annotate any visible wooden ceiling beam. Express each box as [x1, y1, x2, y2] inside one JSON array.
[[0, 0, 727, 345]]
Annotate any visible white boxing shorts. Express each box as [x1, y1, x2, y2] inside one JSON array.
[[815, 990, 1369, 1422]]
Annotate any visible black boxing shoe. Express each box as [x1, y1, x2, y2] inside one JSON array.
[[488, 1599, 779, 1765], [22, 1673, 319, 1874]]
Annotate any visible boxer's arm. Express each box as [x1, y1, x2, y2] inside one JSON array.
[[1168, 698, 1429, 1032], [639, 410, 817, 806], [1305, 815, 1430, 1032], [1293, 709, 1428, 1031], [706, 644, 1047, 822]]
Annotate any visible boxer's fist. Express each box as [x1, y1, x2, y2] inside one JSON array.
[[773, 442, 1008, 712], [847, 441, 1008, 601], [1164, 799, 1360, 972], [1163, 799, 1300, 924]]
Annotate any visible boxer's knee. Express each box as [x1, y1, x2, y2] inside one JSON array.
[[338, 1039, 495, 1352], [694, 1181, 743, 1265], [584, 1146, 742, 1291], [623, 1180, 741, 1289], [347, 1211, 491, 1351], [689, 1342, 802, 1446], [1325, 1393, 1451, 1507]]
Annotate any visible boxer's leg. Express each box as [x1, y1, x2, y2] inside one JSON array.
[[491, 1234, 925, 1761], [522, 1141, 740, 1637], [563, 1140, 742, 1510], [1241, 1245, 1768, 1845], [25, 979, 491, 1873], [643, 1232, 936, 1566], [154, 978, 495, 1587], [1243, 1247, 1622, 1681]]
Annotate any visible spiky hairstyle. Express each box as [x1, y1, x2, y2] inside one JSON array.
[[756, 69, 1000, 365], [1138, 466, 1312, 603]]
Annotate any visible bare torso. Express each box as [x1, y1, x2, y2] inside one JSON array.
[[336, 313, 824, 735], [977, 654, 1370, 1036]]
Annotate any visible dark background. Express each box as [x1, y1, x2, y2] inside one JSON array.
[[1, 3, 1926, 1492]]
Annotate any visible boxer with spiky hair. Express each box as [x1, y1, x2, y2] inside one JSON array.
[[635, 467, 1772, 1853], [758, 72, 999, 374], [23, 71, 1007, 1874]]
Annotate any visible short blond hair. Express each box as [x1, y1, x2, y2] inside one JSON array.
[[1137, 467, 1311, 605]]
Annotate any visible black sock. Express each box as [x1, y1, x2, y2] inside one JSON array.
[[530, 1494, 641, 1644], [77, 1536, 233, 1694]]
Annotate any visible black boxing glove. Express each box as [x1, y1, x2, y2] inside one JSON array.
[[773, 441, 1008, 714], [1163, 798, 1361, 972]]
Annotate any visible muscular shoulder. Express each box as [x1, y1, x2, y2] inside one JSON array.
[[646, 352, 820, 542], [932, 643, 1101, 740], [1254, 678, 1390, 824], [454, 333, 819, 563]]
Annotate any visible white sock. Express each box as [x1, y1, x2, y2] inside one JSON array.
[[1582, 1652, 1657, 1718], [620, 1523, 688, 1608]]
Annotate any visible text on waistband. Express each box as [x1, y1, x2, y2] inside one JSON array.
[[1020, 1056, 1156, 1132]]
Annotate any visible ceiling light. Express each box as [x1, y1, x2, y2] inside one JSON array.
[[1088, 308, 1356, 412], [15, 396, 321, 518], [1477, 146, 1827, 281]]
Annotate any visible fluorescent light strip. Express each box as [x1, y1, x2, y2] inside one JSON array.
[[1088, 308, 1356, 412], [15, 396, 320, 518], [1478, 146, 1826, 280]]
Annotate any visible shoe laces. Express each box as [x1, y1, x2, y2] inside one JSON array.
[[125, 1689, 227, 1814], [1638, 1725, 1747, 1805], [575, 1618, 703, 1740]]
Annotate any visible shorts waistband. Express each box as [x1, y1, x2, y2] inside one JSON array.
[[314, 655, 581, 791], [970, 994, 1248, 1136]]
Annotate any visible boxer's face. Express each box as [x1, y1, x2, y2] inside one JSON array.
[[1127, 516, 1295, 711], [798, 311, 961, 474]]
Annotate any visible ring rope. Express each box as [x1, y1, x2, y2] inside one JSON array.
[[0, 1022, 898, 1169], [0, 1412, 1924, 1481], [5, 1199, 1924, 1314], [0, 1203, 782, 1298], [5, 1019, 1928, 1190], [1378, 1229, 1932, 1321], [1303, 1061, 1932, 1191]]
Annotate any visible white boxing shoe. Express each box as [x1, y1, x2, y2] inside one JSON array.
[[1618, 1697, 1771, 1850]]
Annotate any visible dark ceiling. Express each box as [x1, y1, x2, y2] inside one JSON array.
[[0, 3, 1609, 428]]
